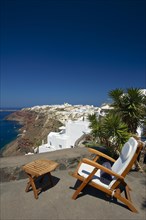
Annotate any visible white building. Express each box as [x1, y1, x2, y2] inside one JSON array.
[[140, 89, 146, 96], [38, 120, 91, 153]]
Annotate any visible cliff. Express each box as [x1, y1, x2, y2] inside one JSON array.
[[1, 108, 63, 156], [1, 104, 99, 157]]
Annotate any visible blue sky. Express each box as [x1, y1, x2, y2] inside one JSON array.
[[0, 0, 145, 108]]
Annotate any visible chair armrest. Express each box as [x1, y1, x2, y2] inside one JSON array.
[[88, 148, 116, 163], [82, 158, 124, 180]]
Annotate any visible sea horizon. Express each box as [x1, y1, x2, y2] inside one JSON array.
[[0, 107, 23, 111], [0, 101, 107, 109]]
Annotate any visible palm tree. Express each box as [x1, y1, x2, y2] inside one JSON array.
[[88, 114, 103, 142], [88, 112, 130, 156], [109, 88, 146, 134], [101, 113, 130, 154], [88, 88, 145, 161]]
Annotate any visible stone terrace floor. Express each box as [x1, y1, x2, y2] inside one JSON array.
[[0, 169, 146, 220]]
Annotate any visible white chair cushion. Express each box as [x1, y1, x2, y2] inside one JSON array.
[[77, 137, 138, 190], [78, 163, 110, 188], [121, 142, 132, 161]]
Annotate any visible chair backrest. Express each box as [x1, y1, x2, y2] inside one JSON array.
[[109, 137, 141, 188]]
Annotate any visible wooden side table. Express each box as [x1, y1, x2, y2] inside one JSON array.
[[23, 159, 59, 199]]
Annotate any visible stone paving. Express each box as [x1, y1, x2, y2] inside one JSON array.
[[0, 169, 146, 220]]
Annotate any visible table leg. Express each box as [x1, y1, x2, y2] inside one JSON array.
[[48, 172, 53, 186], [27, 174, 38, 199], [25, 180, 31, 192], [39, 174, 45, 184]]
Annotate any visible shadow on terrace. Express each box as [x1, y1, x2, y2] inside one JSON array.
[[0, 148, 146, 220]]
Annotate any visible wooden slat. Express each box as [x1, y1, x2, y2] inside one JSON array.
[[23, 159, 59, 176]]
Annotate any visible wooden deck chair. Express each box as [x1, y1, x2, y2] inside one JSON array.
[[71, 137, 143, 213]]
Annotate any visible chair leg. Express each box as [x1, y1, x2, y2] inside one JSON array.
[[125, 185, 132, 202], [72, 168, 98, 200], [114, 189, 138, 213], [72, 180, 87, 200]]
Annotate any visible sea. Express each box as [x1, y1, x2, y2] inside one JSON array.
[[0, 108, 22, 150]]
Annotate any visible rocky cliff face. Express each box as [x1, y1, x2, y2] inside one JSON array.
[[1, 108, 63, 156], [1, 104, 99, 157]]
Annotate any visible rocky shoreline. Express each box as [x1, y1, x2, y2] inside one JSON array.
[[1, 108, 63, 156], [1, 104, 99, 157]]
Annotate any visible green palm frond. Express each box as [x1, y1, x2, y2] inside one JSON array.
[[108, 88, 146, 133]]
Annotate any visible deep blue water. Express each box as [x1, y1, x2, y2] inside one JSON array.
[[0, 110, 22, 150]]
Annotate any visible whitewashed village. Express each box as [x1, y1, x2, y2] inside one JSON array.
[[25, 89, 146, 155], [38, 104, 105, 154]]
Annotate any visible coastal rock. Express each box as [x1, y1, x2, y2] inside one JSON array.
[[1, 104, 100, 156], [2, 108, 63, 156]]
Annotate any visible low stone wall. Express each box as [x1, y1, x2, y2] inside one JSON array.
[[0, 148, 91, 182], [1, 146, 145, 182]]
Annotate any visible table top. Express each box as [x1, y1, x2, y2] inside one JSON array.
[[23, 159, 59, 176]]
